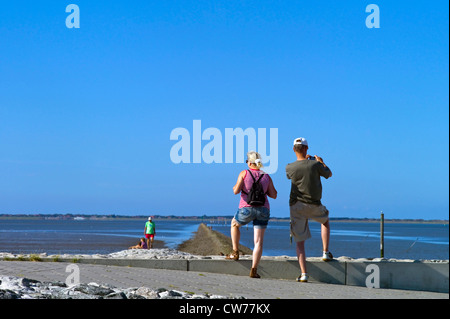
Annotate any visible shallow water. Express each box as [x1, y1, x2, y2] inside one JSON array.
[[211, 221, 449, 260], [0, 218, 448, 260]]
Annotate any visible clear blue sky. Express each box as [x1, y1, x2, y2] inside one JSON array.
[[0, 1, 448, 219]]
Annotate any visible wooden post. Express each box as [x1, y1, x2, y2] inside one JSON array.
[[380, 212, 384, 258]]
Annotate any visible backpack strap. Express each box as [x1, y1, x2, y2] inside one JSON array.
[[241, 170, 255, 195], [247, 169, 256, 182], [247, 169, 265, 182], [256, 173, 265, 183], [241, 170, 265, 195]]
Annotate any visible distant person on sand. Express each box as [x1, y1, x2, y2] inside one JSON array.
[[226, 151, 278, 279], [144, 217, 156, 249], [286, 137, 333, 283], [129, 238, 148, 249]]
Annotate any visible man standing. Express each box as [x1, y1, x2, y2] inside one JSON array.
[[286, 137, 333, 283], [144, 217, 156, 249]]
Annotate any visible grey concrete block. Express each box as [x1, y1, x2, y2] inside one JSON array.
[[188, 259, 346, 285], [258, 259, 346, 284], [76, 258, 189, 271], [346, 261, 449, 293], [188, 259, 252, 276], [257, 260, 300, 280], [49, 257, 448, 293], [305, 260, 346, 284]]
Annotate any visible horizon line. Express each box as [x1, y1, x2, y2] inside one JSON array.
[[0, 213, 448, 222]]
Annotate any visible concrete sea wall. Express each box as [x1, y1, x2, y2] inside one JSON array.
[[53, 257, 448, 293]]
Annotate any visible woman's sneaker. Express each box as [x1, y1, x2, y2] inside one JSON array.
[[322, 251, 333, 262], [296, 274, 309, 282]]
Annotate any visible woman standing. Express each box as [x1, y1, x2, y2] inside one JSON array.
[[226, 151, 277, 278]]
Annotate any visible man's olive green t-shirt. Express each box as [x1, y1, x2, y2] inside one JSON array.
[[286, 160, 331, 206]]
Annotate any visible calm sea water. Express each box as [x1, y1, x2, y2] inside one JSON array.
[[0, 218, 448, 260]]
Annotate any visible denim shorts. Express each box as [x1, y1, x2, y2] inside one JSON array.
[[234, 206, 270, 229]]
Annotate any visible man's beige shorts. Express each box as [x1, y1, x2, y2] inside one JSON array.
[[290, 201, 329, 242]]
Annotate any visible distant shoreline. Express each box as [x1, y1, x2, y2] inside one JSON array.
[[0, 214, 447, 224]]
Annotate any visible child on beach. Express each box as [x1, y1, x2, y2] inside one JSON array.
[[226, 151, 277, 278], [129, 238, 148, 249]]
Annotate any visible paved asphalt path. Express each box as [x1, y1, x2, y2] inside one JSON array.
[[0, 261, 447, 299]]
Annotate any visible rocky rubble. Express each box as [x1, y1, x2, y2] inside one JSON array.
[[0, 275, 241, 299], [0, 248, 205, 261]]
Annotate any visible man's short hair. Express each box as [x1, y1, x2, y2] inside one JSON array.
[[294, 144, 308, 153], [293, 137, 308, 153]]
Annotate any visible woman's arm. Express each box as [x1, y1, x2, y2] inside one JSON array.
[[232, 170, 246, 195], [266, 176, 278, 199]]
